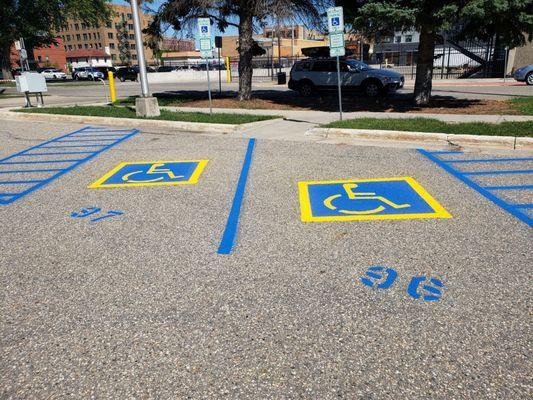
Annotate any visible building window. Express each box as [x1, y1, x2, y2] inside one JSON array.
[[81, 23, 87, 29], [89, 44, 93, 48], [84, 44, 88, 48], [37, 56, 42, 61], [97, 32, 101, 39], [129, 34, 134, 40], [108, 32, 113, 39], [111, 54, 116, 60], [405, 35, 413, 43], [78, 44, 82, 49], [109, 43, 115, 49], [83, 33, 88, 40], [128, 24, 134, 30], [74, 23, 79, 30], [395, 36, 401, 43], [127, 13, 132, 19], [130, 44, 136, 50], [106, 22, 112, 28], [66, 35, 71, 41], [76, 34, 81, 40], [132, 54, 137, 60], [68, 45, 73, 50], [45, 56, 49, 61]]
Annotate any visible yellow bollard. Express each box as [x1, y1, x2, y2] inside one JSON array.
[[226, 56, 231, 83], [108, 71, 116, 103]]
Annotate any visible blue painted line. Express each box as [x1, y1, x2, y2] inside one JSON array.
[[22, 151, 96, 156], [0, 160, 84, 165], [445, 157, 533, 164], [485, 185, 533, 190], [0, 169, 64, 174], [0, 180, 44, 185], [427, 151, 463, 155], [39, 144, 108, 148], [513, 204, 533, 209], [0, 126, 140, 205], [217, 138, 256, 255], [55, 139, 119, 143], [418, 149, 532, 227], [462, 169, 533, 176]]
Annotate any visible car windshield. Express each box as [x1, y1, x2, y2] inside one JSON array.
[[345, 59, 372, 71]]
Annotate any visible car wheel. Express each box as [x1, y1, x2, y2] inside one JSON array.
[[298, 81, 314, 97], [363, 81, 383, 97], [526, 72, 533, 86], [120, 76, 125, 82]]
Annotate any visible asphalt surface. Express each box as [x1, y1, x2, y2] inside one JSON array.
[[0, 119, 531, 399]]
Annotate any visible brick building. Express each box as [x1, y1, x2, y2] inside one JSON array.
[[56, 4, 156, 67], [10, 38, 68, 72]]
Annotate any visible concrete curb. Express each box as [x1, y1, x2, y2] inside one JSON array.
[[0, 110, 238, 134], [307, 127, 533, 150]]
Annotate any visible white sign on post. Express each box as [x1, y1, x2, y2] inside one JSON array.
[[197, 17, 213, 115]]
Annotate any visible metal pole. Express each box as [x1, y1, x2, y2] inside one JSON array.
[[503, 46, 508, 82], [130, 0, 150, 97], [206, 59, 212, 115], [218, 48, 222, 94], [336, 56, 343, 121], [440, 35, 446, 79]]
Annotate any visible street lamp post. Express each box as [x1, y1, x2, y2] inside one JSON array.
[[130, 0, 160, 117]]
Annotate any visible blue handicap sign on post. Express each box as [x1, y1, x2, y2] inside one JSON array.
[[201, 26, 208, 33], [89, 160, 208, 188], [331, 17, 340, 26], [298, 177, 451, 222]]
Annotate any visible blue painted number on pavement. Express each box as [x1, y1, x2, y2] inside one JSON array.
[[361, 266, 397, 289], [407, 276, 445, 301], [71, 207, 123, 223]]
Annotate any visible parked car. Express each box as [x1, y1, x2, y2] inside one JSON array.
[[72, 67, 104, 81], [115, 67, 138, 82], [513, 64, 533, 85], [94, 66, 116, 79], [40, 68, 67, 80], [288, 58, 404, 97], [157, 65, 175, 72]]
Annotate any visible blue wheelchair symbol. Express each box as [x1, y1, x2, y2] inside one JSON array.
[[201, 26, 208, 33], [407, 276, 445, 301], [331, 17, 340, 26], [361, 266, 397, 289]]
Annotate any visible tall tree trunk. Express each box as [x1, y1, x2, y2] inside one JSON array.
[[1, 41, 13, 80], [413, 25, 436, 105], [237, 10, 254, 101]]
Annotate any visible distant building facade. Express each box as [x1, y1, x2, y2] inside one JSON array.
[[10, 38, 68, 71], [55, 4, 156, 67]]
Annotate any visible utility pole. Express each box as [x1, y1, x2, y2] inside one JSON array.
[[130, 0, 160, 117]]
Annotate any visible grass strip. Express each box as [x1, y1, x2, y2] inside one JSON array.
[[324, 117, 533, 137], [16, 105, 278, 125], [115, 94, 193, 106], [508, 97, 533, 116]]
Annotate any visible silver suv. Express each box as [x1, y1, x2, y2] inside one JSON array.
[[288, 58, 404, 97]]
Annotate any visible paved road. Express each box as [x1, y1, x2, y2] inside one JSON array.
[[0, 78, 530, 109], [0, 119, 531, 399]]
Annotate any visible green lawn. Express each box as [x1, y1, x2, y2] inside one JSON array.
[[16, 105, 278, 125], [324, 117, 533, 137], [509, 97, 533, 115]]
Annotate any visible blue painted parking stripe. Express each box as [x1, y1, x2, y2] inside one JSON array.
[[485, 185, 533, 190], [40, 144, 108, 148], [217, 138, 256, 255], [462, 169, 533, 176], [0, 180, 45, 185], [427, 151, 463, 155], [445, 157, 533, 164], [55, 139, 119, 142], [512, 204, 533, 209], [0, 126, 140, 205], [23, 151, 97, 156], [418, 149, 532, 227]]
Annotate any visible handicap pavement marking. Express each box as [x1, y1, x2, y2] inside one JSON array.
[[88, 160, 209, 188], [0, 126, 139, 205], [298, 176, 451, 222], [419, 149, 533, 227]]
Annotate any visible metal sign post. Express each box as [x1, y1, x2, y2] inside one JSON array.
[[198, 18, 213, 115], [327, 7, 345, 121]]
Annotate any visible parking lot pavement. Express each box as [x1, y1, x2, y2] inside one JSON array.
[[0, 120, 531, 398]]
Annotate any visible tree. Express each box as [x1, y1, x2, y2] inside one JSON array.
[[0, 0, 112, 79], [337, 0, 532, 105], [147, 0, 322, 100]]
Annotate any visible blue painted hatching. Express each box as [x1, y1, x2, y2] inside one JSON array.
[[0, 126, 140, 205], [418, 149, 532, 227]]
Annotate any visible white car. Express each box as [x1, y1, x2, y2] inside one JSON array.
[[40, 69, 67, 80]]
